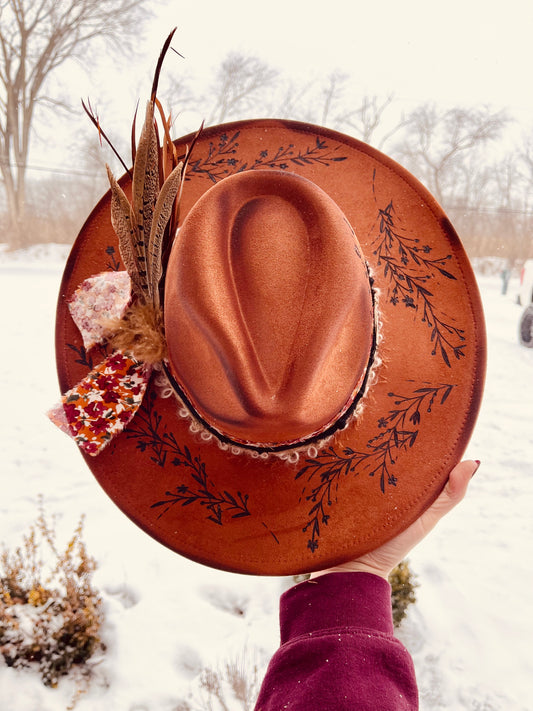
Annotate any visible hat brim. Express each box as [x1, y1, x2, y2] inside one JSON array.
[[55, 119, 486, 575]]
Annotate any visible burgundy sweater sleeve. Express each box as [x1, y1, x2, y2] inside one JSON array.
[[254, 572, 418, 711]]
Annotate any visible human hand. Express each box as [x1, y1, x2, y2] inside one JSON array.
[[310, 459, 480, 580]]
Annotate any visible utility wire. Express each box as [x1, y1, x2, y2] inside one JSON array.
[[2, 160, 533, 216], [447, 204, 533, 216], [0, 158, 102, 178]]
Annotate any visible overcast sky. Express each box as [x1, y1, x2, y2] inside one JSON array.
[[144, 0, 533, 114], [35, 0, 533, 171]]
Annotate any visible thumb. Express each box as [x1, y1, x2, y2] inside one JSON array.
[[418, 459, 479, 533], [310, 459, 480, 580]]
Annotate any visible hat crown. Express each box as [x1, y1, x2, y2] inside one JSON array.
[[164, 170, 375, 450]]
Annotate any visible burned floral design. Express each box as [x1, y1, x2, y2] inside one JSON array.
[[187, 132, 347, 183], [296, 382, 455, 552], [127, 393, 251, 525], [370, 171, 466, 366], [105, 245, 121, 271], [67, 342, 95, 370]]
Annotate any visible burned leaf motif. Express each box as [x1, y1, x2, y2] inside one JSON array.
[[370, 171, 466, 366], [186, 132, 347, 183], [66, 342, 94, 370], [296, 382, 455, 553], [65, 340, 111, 372], [105, 245, 122, 271], [125, 393, 251, 525]]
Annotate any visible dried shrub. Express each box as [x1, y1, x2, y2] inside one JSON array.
[[0, 501, 104, 689], [389, 559, 418, 628], [177, 647, 262, 711]]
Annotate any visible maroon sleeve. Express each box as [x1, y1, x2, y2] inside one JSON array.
[[254, 572, 418, 710]]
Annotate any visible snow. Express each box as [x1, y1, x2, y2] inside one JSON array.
[[1, 245, 532, 710]]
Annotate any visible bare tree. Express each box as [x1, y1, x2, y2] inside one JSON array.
[[0, 0, 148, 248], [272, 71, 402, 150], [336, 93, 402, 149], [447, 155, 497, 256], [395, 103, 510, 205], [206, 52, 279, 125], [270, 76, 317, 124], [162, 74, 202, 131], [319, 71, 349, 126], [502, 136, 533, 262], [519, 128, 533, 215]]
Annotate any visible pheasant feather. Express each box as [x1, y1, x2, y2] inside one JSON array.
[[130, 100, 159, 297], [147, 161, 184, 307], [85, 27, 200, 317], [106, 165, 143, 297]]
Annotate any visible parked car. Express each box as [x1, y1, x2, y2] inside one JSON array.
[[518, 258, 533, 348]]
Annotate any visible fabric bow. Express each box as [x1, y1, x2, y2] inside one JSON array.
[[49, 31, 197, 457], [48, 271, 153, 456]]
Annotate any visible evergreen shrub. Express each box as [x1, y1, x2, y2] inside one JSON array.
[[389, 559, 418, 628]]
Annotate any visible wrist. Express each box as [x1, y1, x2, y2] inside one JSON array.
[[310, 562, 391, 580]]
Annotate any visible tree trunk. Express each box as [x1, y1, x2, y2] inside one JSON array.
[[1, 158, 27, 249]]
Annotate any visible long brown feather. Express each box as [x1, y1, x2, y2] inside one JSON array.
[[172, 121, 204, 227], [82, 99, 131, 178], [90, 29, 198, 315], [130, 101, 139, 166], [155, 97, 178, 176], [106, 165, 143, 297], [151, 28, 177, 102], [131, 100, 159, 295], [147, 162, 184, 307], [158, 122, 205, 278]]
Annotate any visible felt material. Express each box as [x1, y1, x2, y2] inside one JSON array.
[[164, 170, 374, 448], [54, 119, 486, 575], [255, 573, 418, 710]]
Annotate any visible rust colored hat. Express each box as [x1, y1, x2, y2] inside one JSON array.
[[52, 88, 485, 576]]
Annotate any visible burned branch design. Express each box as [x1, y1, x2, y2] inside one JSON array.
[[105, 245, 122, 271], [65, 340, 111, 372], [66, 343, 94, 370], [150, 457, 251, 526], [126, 392, 250, 525], [296, 382, 455, 553], [370, 173, 465, 366], [187, 132, 347, 183], [245, 136, 348, 172]]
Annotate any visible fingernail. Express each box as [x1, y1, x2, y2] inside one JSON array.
[[472, 460, 481, 477]]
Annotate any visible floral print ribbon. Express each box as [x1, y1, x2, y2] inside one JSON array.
[[48, 271, 153, 456]]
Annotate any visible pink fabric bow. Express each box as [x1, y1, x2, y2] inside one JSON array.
[[48, 272, 152, 456]]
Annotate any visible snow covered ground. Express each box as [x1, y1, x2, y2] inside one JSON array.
[[0, 244, 532, 710]]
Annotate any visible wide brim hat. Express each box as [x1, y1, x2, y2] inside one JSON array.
[[53, 116, 486, 576]]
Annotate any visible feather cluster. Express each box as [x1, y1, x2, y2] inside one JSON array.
[[107, 30, 187, 310], [83, 29, 200, 361]]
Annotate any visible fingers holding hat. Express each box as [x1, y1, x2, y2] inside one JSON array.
[[404, 459, 479, 548], [311, 459, 480, 581], [424, 459, 479, 523]]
